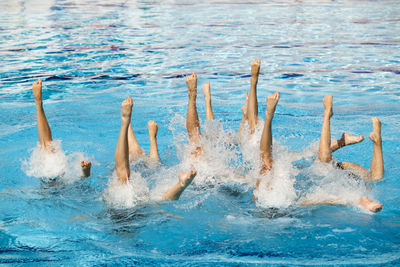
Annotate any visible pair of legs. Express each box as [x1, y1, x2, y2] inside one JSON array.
[[185, 72, 216, 157], [32, 79, 91, 178], [114, 97, 196, 200], [316, 95, 383, 212]]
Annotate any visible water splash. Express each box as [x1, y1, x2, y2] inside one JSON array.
[[103, 171, 150, 208], [103, 113, 374, 211], [22, 140, 87, 184]]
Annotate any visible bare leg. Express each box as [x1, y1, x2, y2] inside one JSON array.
[[318, 95, 333, 163], [162, 170, 197, 200], [32, 79, 53, 151], [148, 120, 160, 162], [247, 60, 260, 133], [301, 196, 382, 213], [202, 82, 215, 120], [33, 79, 92, 177], [301, 198, 341, 206], [369, 117, 384, 180], [337, 118, 384, 181], [238, 93, 248, 134], [259, 92, 280, 175], [186, 72, 201, 145], [358, 196, 383, 212], [331, 133, 364, 152], [128, 122, 145, 160], [81, 160, 92, 178], [337, 161, 370, 179], [115, 97, 133, 184]]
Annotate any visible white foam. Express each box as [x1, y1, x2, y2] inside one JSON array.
[[301, 159, 368, 206], [102, 112, 374, 211], [22, 140, 87, 183], [253, 141, 299, 209], [103, 171, 150, 208], [149, 165, 181, 201]]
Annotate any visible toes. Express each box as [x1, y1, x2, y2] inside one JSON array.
[[81, 160, 91, 168], [187, 72, 197, 81], [251, 59, 261, 68], [374, 204, 383, 212], [148, 120, 158, 132], [189, 170, 197, 177]]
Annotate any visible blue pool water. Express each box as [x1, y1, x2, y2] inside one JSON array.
[[1, 0, 400, 265]]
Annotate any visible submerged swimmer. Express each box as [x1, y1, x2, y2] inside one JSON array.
[[114, 97, 196, 201], [304, 94, 383, 212], [32, 79, 91, 178], [252, 92, 383, 213]]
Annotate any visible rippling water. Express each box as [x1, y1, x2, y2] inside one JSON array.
[[1, 0, 399, 265]]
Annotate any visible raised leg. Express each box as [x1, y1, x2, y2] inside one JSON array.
[[128, 122, 145, 160], [331, 133, 364, 152], [115, 97, 133, 184], [32, 79, 53, 151], [162, 170, 197, 200], [238, 93, 248, 134], [318, 95, 333, 163], [259, 92, 280, 175], [202, 82, 215, 120], [369, 117, 384, 180], [247, 60, 260, 133], [81, 160, 92, 178], [186, 72, 201, 145], [148, 120, 160, 162]]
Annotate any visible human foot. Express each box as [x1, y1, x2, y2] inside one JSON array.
[[358, 196, 382, 212], [342, 132, 364, 146], [81, 160, 91, 178], [202, 82, 211, 102], [148, 120, 158, 139], [179, 170, 197, 187], [369, 117, 382, 144], [251, 59, 261, 77], [32, 78, 43, 102], [266, 92, 280, 115], [121, 97, 133, 125], [186, 72, 197, 98], [323, 94, 333, 118]]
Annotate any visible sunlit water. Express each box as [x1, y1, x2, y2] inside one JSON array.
[[1, 0, 399, 265]]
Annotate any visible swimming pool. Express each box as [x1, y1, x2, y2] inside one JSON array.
[[0, 0, 399, 265]]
